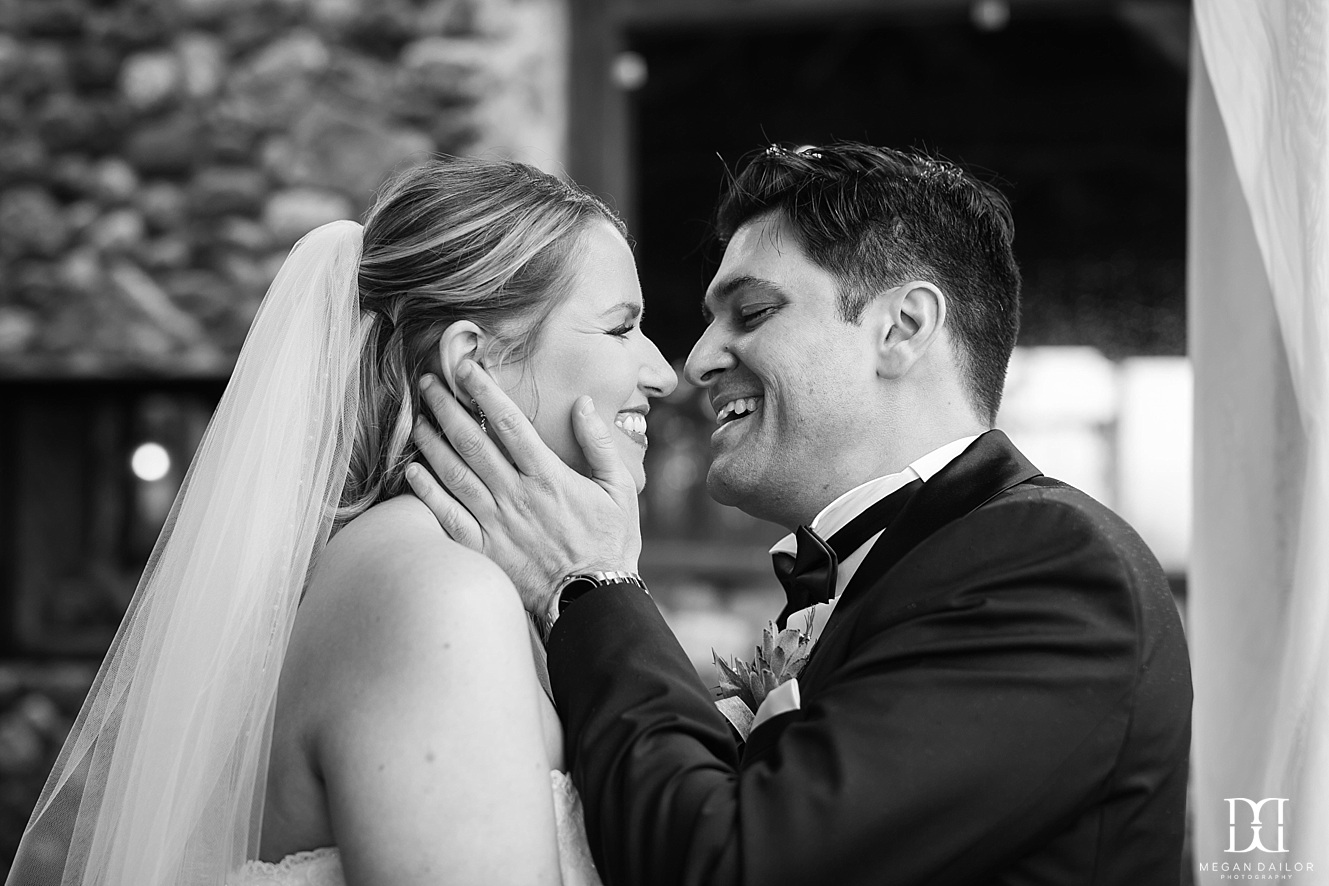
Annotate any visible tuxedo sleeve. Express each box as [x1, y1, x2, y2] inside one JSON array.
[[546, 495, 1190, 886]]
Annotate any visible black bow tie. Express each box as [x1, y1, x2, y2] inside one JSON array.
[[772, 479, 923, 629]]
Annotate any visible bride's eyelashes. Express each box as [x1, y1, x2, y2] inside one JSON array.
[[609, 322, 637, 338]]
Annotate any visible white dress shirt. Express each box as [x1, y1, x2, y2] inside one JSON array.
[[770, 435, 980, 640], [743, 436, 982, 738]]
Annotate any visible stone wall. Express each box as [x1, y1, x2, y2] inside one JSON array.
[[0, 0, 568, 866], [0, 0, 567, 377]]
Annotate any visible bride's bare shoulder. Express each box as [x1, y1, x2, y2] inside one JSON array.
[[316, 495, 515, 603], [276, 497, 551, 831], [291, 495, 527, 676]]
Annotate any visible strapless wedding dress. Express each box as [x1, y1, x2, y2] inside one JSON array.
[[229, 770, 601, 886]]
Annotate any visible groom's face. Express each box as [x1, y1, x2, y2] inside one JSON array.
[[685, 212, 890, 528]]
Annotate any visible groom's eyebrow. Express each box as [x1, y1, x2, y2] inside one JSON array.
[[702, 275, 784, 322]]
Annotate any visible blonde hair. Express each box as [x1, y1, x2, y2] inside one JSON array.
[[335, 156, 625, 525]]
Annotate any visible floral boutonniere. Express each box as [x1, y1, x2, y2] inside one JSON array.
[[713, 614, 816, 741]]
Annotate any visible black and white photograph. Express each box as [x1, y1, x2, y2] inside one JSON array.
[[0, 0, 1323, 883]]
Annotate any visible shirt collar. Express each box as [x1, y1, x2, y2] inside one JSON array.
[[770, 435, 980, 557]]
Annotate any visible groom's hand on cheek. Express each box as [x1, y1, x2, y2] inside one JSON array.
[[409, 360, 643, 617]]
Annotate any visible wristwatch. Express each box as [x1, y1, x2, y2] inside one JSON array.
[[543, 570, 649, 640]]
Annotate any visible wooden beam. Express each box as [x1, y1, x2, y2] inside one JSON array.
[[616, 0, 1137, 29], [568, 0, 636, 225]]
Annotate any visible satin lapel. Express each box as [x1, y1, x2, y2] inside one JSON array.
[[803, 431, 1042, 676], [839, 430, 1040, 604]]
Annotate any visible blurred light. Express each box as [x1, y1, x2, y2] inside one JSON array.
[[1000, 346, 1119, 425], [612, 51, 648, 91], [131, 442, 171, 482], [971, 0, 1011, 32], [1116, 357, 1192, 574], [998, 346, 1119, 508]]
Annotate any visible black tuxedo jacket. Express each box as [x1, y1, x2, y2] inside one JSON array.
[[547, 431, 1192, 886]]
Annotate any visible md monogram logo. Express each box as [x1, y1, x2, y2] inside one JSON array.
[[1225, 798, 1289, 853]]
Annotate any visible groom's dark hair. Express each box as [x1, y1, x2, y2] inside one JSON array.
[[714, 142, 1021, 425]]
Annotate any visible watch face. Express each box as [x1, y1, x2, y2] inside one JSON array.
[[558, 578, 597, 615]]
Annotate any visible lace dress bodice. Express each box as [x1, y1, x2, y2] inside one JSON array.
[[230, 770, 600, 886], [231, 848, 343, 886]]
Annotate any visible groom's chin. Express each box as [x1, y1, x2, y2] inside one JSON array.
[[705, 463, 755, 511]]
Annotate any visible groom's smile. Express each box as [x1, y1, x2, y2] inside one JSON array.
[[708, 391, 764, 451], [712, 395, 763, 428]]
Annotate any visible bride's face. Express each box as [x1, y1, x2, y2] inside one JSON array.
[[494, 220, 677, 492]]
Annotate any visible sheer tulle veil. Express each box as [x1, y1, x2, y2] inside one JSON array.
[[7, 220, 369, 885]]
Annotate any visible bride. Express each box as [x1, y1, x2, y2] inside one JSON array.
[[7, 156, 676, 885]]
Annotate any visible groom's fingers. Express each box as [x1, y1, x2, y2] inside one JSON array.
[[418, 372, 517, 494], [456, 361, 558, 479], [404, 463, 483, 550], [571, 396, 634, 495], [411, 409, 496, 517]]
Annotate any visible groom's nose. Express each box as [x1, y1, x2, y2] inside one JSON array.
[[684, 323, 736, 388]]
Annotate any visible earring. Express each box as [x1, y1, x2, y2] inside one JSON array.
[[469, 398, 488, 433]]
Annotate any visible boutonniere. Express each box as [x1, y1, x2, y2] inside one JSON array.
[[713, 613, 816, 740]]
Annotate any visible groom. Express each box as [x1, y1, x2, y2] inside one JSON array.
[[411, 143, 1192, 885]]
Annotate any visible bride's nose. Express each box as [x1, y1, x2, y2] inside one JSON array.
[[640, 336, 678, 399]]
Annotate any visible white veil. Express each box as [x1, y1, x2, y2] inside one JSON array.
[[7, 220, 369, 885]]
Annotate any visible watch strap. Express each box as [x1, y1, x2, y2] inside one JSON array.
[[543, 570, 648, 641]]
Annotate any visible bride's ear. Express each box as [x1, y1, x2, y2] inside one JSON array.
[[435, 321, 488, 399]]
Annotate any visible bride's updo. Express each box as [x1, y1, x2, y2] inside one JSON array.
[[337, 156, 625, 523]]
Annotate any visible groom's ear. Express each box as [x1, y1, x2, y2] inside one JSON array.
[[875, 281, 946, 380], [436, 321, 487, 399]]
